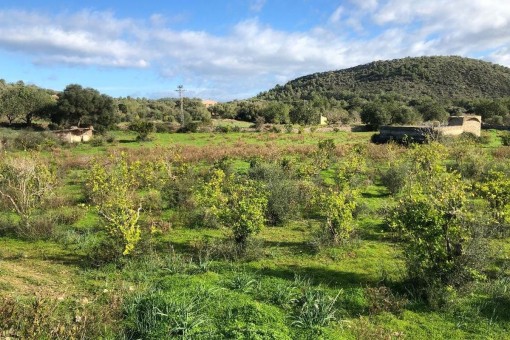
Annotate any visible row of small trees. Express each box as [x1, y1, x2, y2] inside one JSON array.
[[0, 140, 507, 304]]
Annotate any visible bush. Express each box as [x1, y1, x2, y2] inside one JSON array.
[[214, 125, 231, 133], [129, 120, 155, 141], [86, 153, 144, 258], [500, 132, 510, 146], [248, 161, 302, 225], [154, 122, 175, 133], [388, 154, 489, 293], [0, 153, 57, 238], [379, 162, 411, 194], [178, 121, 200, 133], [315, 187, 359, 245], [12, 131, 62, 151]]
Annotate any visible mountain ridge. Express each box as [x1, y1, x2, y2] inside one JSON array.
[[257, 56, 510, 102]]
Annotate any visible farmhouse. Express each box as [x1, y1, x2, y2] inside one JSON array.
[[375, 115, 482, 143], [53, 126, 94, 143]]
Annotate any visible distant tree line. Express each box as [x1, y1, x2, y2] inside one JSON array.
[[1, 80, 510, 133], [0, 81, 212, 132]]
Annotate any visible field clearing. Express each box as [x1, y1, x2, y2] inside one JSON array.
[[1, 128, 509, 338]]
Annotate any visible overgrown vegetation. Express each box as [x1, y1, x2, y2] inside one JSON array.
[[0, 128, 508, 338], [2, 55, 510, 337]]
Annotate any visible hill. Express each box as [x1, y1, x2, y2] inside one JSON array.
[[257, 56, 510, 102]]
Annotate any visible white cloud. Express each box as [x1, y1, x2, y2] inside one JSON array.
[[0, 2, 509, 100], [250, 0, 267, 13], [329, 6, 344, 24]]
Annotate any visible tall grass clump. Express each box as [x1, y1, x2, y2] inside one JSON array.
[[123, 289, 211, 339]]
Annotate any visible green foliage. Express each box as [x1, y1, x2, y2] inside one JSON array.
[[10, 131, 62, 151], [316, 187, 359, 244], [124, 289, 211, 339], [292, 287, 340, 330], [475, 170, 510, 229], [388, 145, 483, 290], [500, 132, 510, 146], [336, 145, 368, 188], [52, 84, 117, 132], [193, 169, 267, 251], [221, 178, 267, 250], [129, 120, 155, 141], [248, 161, 303, 225], [258, 56, 510, 126], [0, 153, 56, 237], [0, 83, 54, 125], [192, 169, 228, 229], [87, 153, 143, 256]]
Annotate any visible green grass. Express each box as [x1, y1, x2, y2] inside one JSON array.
[[0, 128, 509, 338]]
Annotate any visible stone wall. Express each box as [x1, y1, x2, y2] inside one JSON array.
[[375, 115, 482, 143], [54, 127, 94, 143]]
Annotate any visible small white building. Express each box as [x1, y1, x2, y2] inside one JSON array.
[[54, 126, 94, 143]]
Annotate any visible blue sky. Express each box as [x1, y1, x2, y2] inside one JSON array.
[[0, 0, 509, 101]]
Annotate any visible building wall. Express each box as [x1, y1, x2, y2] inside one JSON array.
[[437, 126, 464, 136], [377, 115, 482, 141], [463, 118, 482, 136], [55, 129, 94, 143]]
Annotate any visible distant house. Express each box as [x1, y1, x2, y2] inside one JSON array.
[[320, 114, 328, 125], [53, 126, 94, 143]]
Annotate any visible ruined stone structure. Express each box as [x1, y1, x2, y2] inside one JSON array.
[[54, 126, 94, 143], [437, 115, 482, 137], [374, 115, 482, 143]]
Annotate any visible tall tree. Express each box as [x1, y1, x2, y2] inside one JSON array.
[[0, 84, 53, 125], [52, 84, 117, 132]]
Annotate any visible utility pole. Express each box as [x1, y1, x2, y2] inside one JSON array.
[[175, 85, 186, 127]]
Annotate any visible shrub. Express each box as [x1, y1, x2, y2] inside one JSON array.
[[12, 131, 62, 151], [475, 170, 510, 234], [89, 135, 105, 146], [129, 120, 155, 141], [500, 132, 510, 146], [0, 153, 57, 238], [178, 121, 200, 133], [388, 157, 487, 292], [336, 145, 367, 189], [315, 187, 359, 244], [86, 153, 143, 257], [248, 161, 302, 225], [221, 179, 267, 252], [154, 122, 175, 133], [192, 169, 267, 253], [214, 125, 231, 133]]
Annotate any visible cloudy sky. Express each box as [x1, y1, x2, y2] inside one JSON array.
[[0, 0, 509, 100]]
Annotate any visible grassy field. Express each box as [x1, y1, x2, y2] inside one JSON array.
[[0, 128, 509, 339]]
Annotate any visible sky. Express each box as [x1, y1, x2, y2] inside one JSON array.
[[0, 0, 509, 101]]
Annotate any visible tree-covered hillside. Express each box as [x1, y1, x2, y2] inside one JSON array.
[[258, 56, 510, 102]]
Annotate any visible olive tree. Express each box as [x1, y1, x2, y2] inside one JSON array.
[[0, 84, 54, 125]]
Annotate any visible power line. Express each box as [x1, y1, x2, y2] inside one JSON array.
[[175, 85, 186, 127]]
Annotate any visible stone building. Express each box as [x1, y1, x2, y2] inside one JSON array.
[[375, 115, 482, 143], [53, 126, 94, 143]]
